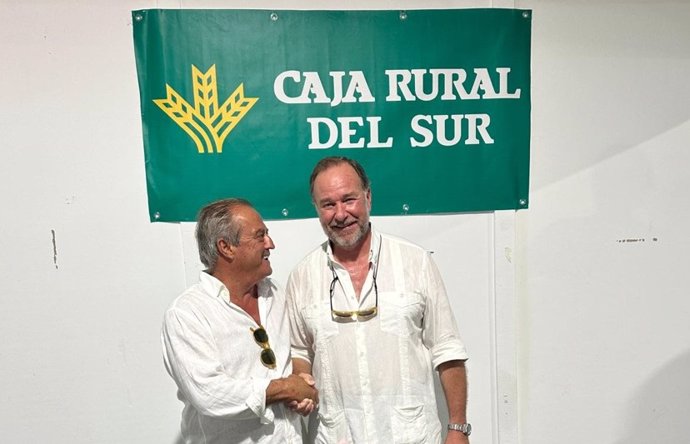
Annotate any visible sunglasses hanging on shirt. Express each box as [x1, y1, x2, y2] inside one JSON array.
[[329, 238, 381, 321], [251, 325, 276, 369]]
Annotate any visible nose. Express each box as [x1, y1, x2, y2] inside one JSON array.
[[265, 233, 275, 249], [333, 202, 348, 222]]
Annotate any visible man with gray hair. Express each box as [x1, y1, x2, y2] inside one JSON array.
[[162, 198, 318, 444]]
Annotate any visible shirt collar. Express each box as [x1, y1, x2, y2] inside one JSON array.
[[197, 271, 274, 302]]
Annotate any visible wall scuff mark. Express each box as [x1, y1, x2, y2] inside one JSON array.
[[616, 237, 659, 244], [51, 229, 58, 269]]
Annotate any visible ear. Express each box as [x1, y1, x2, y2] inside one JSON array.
[[365, 188, 372, 211], [217, 238, 236, 261]]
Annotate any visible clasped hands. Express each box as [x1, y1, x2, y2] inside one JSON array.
[[285, 373, 319, 416]]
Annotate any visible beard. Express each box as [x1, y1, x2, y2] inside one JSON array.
[[323, 217, 370, 250]]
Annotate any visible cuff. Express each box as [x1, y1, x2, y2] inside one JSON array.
[[291, 346, 313, 365], [431, 339, 468, 370], [246, 377, 273, 424]]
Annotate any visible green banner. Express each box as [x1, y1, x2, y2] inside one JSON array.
[[133, 9, 531, 222]]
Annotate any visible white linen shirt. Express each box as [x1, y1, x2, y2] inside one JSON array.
[[287, 228, 468, 444], [162, 272, 302, 444]]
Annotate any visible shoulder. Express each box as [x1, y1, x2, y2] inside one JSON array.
[[164, 281, 216, 318], [290, 241, 329, 273], [379, 231, 428, 256]]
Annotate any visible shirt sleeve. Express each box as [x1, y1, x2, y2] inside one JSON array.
[[161, 307, 275, 423], [286, 270, 315, 365], [420, 252, 469, 369]]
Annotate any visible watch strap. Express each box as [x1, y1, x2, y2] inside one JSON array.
[[447, 422, 472, 436]]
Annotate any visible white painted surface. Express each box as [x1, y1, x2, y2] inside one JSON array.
[[1, 0, 688, 443], [518, 1, 690, 443]]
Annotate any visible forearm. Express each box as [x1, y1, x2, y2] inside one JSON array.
[[292, 357, 312, 376], [163, 321, 269, 419], [169, 367, 271, 419], [438, 360, 468, 423]]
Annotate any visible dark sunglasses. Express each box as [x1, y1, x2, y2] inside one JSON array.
[[251, 326, 276, 369]]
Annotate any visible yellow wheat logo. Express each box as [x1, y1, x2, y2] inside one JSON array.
[[153, 65, 258, 154]]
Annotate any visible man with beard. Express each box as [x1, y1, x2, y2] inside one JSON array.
[[162, 198, 318, 444], [287, 157, 471, 443]]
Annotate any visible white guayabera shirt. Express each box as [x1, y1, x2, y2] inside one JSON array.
[[288, 228, 469, 444], [162, 272, 302, 444]]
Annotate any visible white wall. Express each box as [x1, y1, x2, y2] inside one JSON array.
[[518, 1, 690, 443], [1, 0, 688, 443]]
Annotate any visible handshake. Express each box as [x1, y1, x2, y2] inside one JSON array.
[[268, 372, 319, 416], [284, 373, 319, 416]]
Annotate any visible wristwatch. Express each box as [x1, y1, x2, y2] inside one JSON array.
[[448, 423, 472, 436]]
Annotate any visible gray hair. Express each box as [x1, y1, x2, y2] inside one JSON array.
[[309, 156, 370, 199], [195, 198, 253, 270]]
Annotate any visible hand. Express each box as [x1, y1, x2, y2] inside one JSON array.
[[298, 372, 315, 387], [285, 372, 319, 415], [445, 431, 470, 444], [287, 397, 316, 416], [266, 373, 319, 407], [283, 374, 319, 405]]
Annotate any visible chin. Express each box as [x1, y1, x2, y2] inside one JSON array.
[[331, 233, 362, 250], [326, 227, 355, 247]]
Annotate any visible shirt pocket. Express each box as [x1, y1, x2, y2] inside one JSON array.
[[391, 404, 429, 444], [316, 409, 354, 444], [303, 301, 339, 344], [380, 291, 425, 338]]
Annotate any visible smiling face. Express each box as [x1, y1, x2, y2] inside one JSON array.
[[311, 163, 372, 250], [231, 205, 275, 282]]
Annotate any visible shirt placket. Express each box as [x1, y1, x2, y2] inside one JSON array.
[[388, 241, 412, 409], [343, 267, 378, 443], [329, 244, 381, 442], [356, 320, 378, 443]]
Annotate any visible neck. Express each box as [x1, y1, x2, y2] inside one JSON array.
[[211, 268, 258, 304], [209, 264, 262, 324]]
